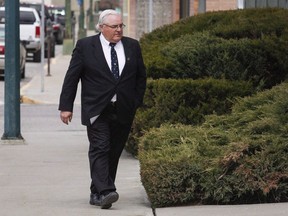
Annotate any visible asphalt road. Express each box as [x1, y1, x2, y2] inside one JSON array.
[[0, 44, 71, 136], [0, 44, 63, 105]]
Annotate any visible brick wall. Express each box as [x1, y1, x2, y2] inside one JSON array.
[[206, 0, 237, 11]]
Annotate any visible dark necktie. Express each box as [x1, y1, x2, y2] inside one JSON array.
[[109, 43, 119, 79]]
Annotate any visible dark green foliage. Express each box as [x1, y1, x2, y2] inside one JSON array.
[[139, 123, 227, 207], [139, 82, 288, 207], [135, 8, 288, 207], [161, 33, 288, 89], [126, 78, 254, 156], [140, 8, 288, 88]]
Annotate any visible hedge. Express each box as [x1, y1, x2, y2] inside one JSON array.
[[161, 33, 288, 89], [138, 82, 288, 207], [140, 8, 288, 89], [126, 78, 254, 156]]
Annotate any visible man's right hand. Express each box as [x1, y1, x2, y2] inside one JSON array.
[[60, 111, 73, 125]]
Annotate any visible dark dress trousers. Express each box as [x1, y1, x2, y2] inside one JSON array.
[[59, 34, 146, 194]]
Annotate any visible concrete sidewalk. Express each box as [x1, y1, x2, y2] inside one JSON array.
[[20, 54, 79, 105], [0, 51, 152, 216], [0, 131, 152, 216], [1, 43, 288, 216]]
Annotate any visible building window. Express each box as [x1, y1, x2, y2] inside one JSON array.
[[243, 0, 288, 9], [180, 0, 190, 19], [238, 0, 244, 9]]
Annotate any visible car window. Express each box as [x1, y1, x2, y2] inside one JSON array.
[[0, 11, 5, 23], [0, 10, 36, 24], [20, 3, 53, 21], [20, 11, 36, 24], [0, 27, 4, 39]]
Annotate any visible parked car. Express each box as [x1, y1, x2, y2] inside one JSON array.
[[20, 2, 62, 45], [51, 21, 64, 44], [19, 3, 56, 58], [0, 26, 27, 78], [48, 5, 65, 26], [0, 6, 55, 62], [47, 5, 65, 44], [0, 7, 41, 62]]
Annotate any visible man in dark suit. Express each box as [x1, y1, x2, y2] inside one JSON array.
[[59, 9, 146, 209]]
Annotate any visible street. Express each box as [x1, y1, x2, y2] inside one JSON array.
[[0, 44, 69, 135], [0, 44, 63, 105]]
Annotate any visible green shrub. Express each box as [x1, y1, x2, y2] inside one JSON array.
[[136, 8, 288, 206], [161, 33, 288, 89], [139, 82, 288, 207], [126, 78, 254, 156], [140, 8, 288, 88], [139, 124, 224, 207]]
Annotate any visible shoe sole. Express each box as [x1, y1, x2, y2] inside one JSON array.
[[90, 199, 111, 209], [89, 200, 99, 205], [101, 203, 112, 209], [100, 192, 119, 208]]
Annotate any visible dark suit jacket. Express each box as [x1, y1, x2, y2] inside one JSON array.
[[58, 34, 147, 125]]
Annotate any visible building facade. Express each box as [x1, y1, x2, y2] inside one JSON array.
[[126, 0, 288, 39], [48, 0, 287, 40], [47, 0, 237, 39], [127, 0, 238, 39]]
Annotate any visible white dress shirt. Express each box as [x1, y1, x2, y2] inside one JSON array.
[[90, 34, 126, 124], [100, 33, 126, 77]]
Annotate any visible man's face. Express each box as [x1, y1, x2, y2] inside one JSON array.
[[100, 14, 124, 43]]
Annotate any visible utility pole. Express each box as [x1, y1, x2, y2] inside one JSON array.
[[78, 0, 87, 39], [40, 0, 45, 91], [63, 0, 76, 55], [88, 0, 94, 30], [65, 0, 72, 39], [1, 0, 24, 142]]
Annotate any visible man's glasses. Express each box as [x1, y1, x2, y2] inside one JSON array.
[[103, 23, 126, 29]]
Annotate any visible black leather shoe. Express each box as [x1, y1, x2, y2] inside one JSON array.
[[89, 193, 112, 209], [99, 191, 119, 209], [101, 203, 112, 209], [89, 193, 100, 205]]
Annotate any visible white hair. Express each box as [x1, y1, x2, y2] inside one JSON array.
[[95, 9, 121, 31]]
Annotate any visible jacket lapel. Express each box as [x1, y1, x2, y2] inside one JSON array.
[[121, 38, 132, 78], [91, 34, 113, 78], [91, 35, 132, 81]]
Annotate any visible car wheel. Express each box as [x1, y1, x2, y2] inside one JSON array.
[[33, 49, 41, 62], [56, 32, 64, 44], [21, 66, 25, 79]]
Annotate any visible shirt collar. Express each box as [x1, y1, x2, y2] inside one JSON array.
[[100, 33, 122, 48]]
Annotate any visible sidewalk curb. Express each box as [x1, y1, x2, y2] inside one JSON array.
[[19, 54, 70, 105], [20, 95, 43, 104]]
